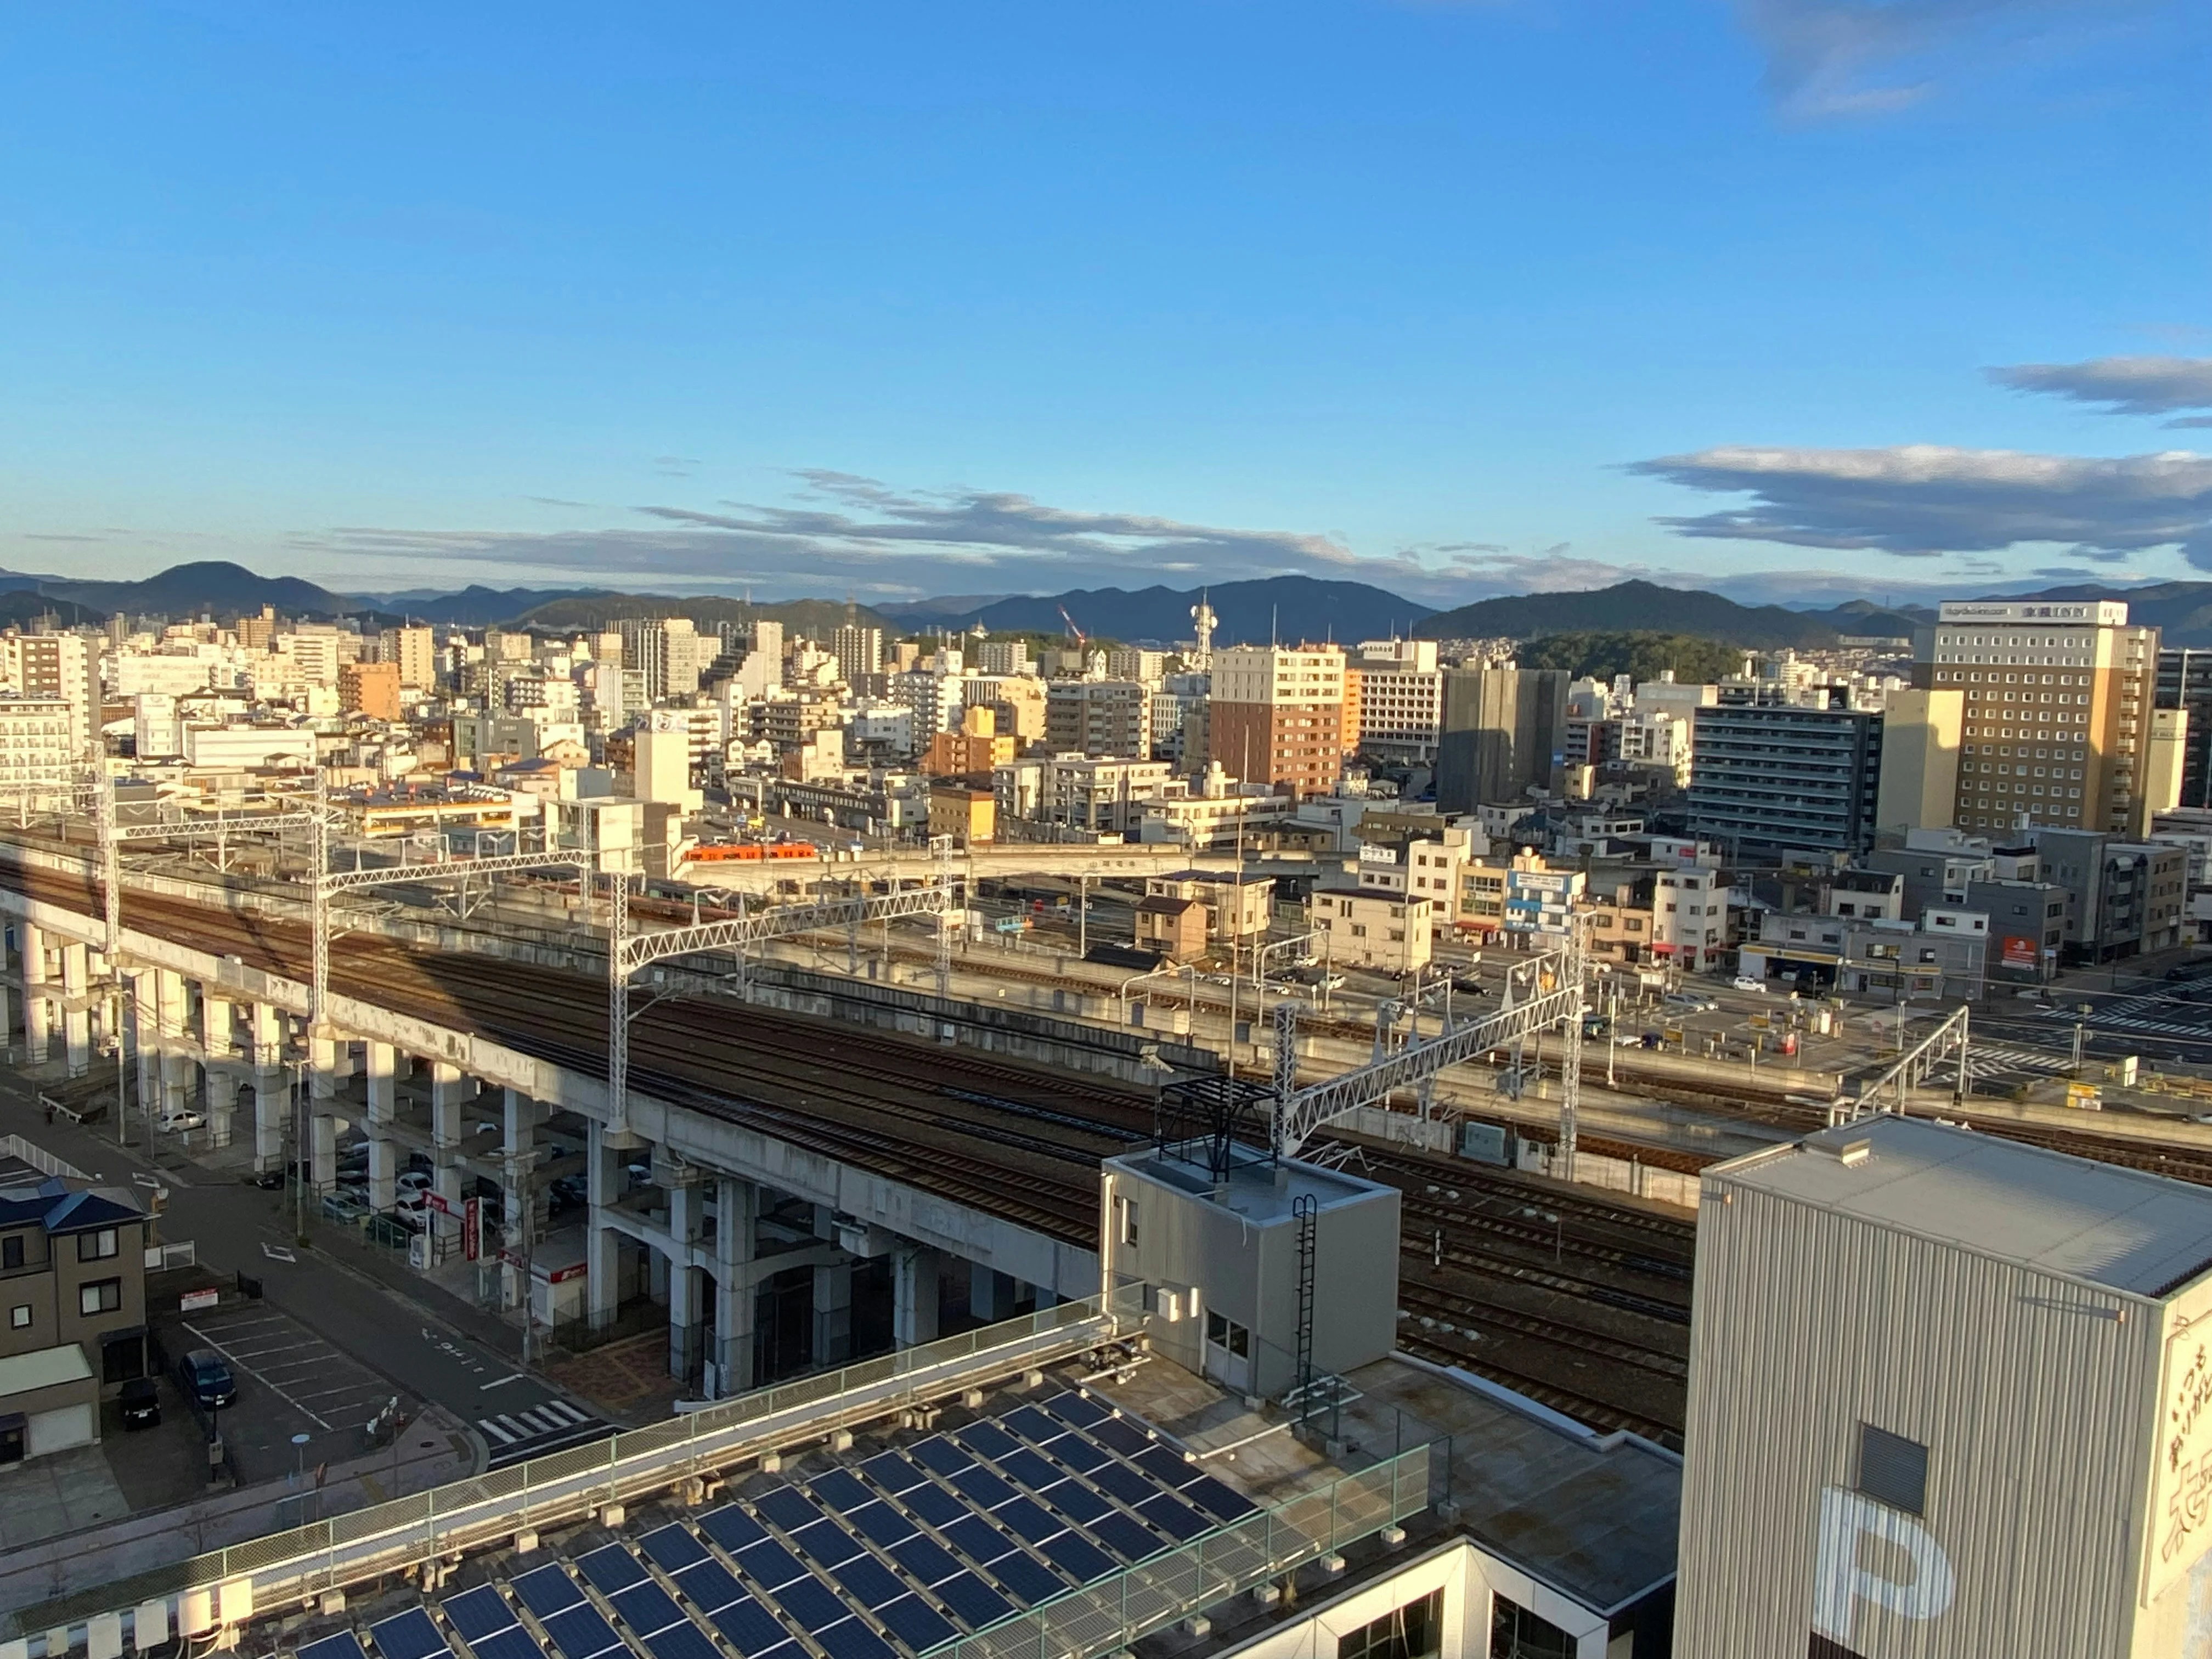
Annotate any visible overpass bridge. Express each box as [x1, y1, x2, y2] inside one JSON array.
[[0, 842, 1150, 1396]]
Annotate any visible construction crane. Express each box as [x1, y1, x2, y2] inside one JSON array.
[[1056, 605, 1086, 650]]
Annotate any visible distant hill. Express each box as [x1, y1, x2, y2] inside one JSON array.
[[1516, 630, 1747, 683], [1417, 581, 1846, 650], [950, 576, 1429, 646], [515, 592, 895, 638], [355, 584, 617, 626], [0, 591, 105, 629], [15, 561, 359, 621]]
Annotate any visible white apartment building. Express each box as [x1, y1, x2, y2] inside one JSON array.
[[272, 626, 345, 689], [109, 644, 238, 698], [993, 754, 1172, 834], [972, 639, 1030, 676], [1616, 707, 1692, 785], [0, 699, 78, 798], [1347, 639, 1443, 764], [0, 634, 101, 757], [1307, 882, 1434, 974], [889, 668, 967, 737], [1105, 646, 1167, 684], [1651, 865, 1731, 973], [182, 724, 318, 770]]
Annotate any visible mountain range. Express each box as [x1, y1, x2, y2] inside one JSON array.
[[26, 558, 2212, 651]]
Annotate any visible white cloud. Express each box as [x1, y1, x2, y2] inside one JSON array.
[[1628, 443, 2212, 564], [1988, 355, 2212, 421], [1734, 0, 2131, 118]]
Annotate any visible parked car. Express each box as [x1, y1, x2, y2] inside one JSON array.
[[157, 1109, 206, 1133], [119, 1378, 161, 1430], [246, 1168, 285, 1190], [176, 1349, 236, 1410], [397, 1170, 433, 1193], [1664, 991, 1718, 1012], [321, 1192, 370, 1223], [1731, 975, 1767, 994]]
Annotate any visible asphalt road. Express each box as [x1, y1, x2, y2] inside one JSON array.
[[0, 1061, 607, 1467]]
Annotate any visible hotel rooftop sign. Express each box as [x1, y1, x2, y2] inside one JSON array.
[[1937, 600, 2130, 626]]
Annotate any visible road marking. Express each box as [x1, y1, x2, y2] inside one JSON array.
[[220, 1339, 324, 1361], [261, 1243, 297, 1263], [181, 1319, 334, 1431], [479, 1373, 523, 1391]]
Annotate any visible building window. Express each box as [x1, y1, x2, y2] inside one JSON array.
[[1857, 1423, 1929, 1515], [77, 1228, 119, 1262], [1204, 1310, 1250, 1359], [1, 1235, 22, 1271], [1339, 1589, 1443, 1659], [8, 1305, 27, 1330], [79, 1277, 122, 1317], [1488, 1594, 1572, 1659]]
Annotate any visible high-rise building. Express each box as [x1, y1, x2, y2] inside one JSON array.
[[0, 634, 100, 758], [1685, 692, 1885, 856], [833, 624, 885, 685], [1916, 599, 2167, 839], [2155, 646, 2212, 809], [338, 661, 402, 723], [394, 624, 439, 691], [1044, 679, 1152, 759], [1872, 687, 1965, 836], [1434, 667, 1571, 812], [618, 616, 704, 701], [1208, 644, 1346, 798], [1346, 638, 1443, 764]]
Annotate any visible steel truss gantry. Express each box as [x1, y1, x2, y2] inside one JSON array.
[[603, 878, 960, 1136], [1841, 1003, 1970, 1122], [1272, 936, 1590, 1176]]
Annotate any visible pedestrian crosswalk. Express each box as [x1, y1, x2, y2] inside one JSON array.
[[477, 1398, 612, 1467], [2029, 998, 2212, 1041], [1949, 1042, 2072, 1083]]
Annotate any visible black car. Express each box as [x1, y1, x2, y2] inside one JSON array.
[[176, 1348, 237, 1409], [119, 1377, 161, 1429]]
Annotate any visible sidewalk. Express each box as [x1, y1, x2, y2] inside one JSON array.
[[0, 1408, 471, 1624]]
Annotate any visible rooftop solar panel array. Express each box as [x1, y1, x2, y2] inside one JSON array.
[[331, 1390, 1262, 1659]]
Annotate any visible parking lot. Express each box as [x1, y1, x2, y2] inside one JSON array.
[[165, 1301, 401, 1486]]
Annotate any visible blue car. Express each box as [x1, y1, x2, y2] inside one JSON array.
[[176, 1348, 237, 1410]]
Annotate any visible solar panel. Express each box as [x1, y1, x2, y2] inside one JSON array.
[[816, 1620, 896, 1659], [945, 1466, 1017, 1509], [899, 1481, 968, 1530], [755, 1487, 822, 1534], [954, 1421, 1021, 1459], [300, 1633, 369, 1659], [638, 1525, 710, 1573], [929, 1572, 1014, 1631], [991, 1447, 1065, 1492], [1087, 1459, 1160, 1509], [875, 1597, 957, 1654], [577, 1545, 648, 1593], [821, 1554, 905, 1611], [769, 1578, 847, 1634], [1184, 1473, 1259, 1521], [990, 1497, 1060, 1547], [708, 1598, 789, 1657], [540, 1605, 625, 1659], [468, 1630, 543, 1659], [641, 1623, 721, 1659], [1086, 1418, 1153, 1457], [1042, 1390, 1109, 1428], [787, 1519, 865, 1567], [700, 1505, 771, 1553], [607, 1582, 684, 1638], [749, 1641, 805, 1659], [810, 1469, 874, 1510], [1000, 1404, 1065, 1442], [981, 1553, 1064, 1609], [860, 1451, 924, 1493], [1031, 1531, 1118, 1583], [885, 1535, 962, 1588], [845, 1502, 914, 1548], [669, 1560, 746, 1614], [1137, 1491, 1216, 1543], [367, 1611, 449, 1659], [908, 1438, 973, 1477], [509, 1567, 583, 1619], [1087, 1510, 1168, 1562], [734, 1539, 809, 1592], [440, 1588, 515, 1645]]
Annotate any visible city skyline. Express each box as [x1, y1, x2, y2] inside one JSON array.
[[2, 3, 2205, 606]]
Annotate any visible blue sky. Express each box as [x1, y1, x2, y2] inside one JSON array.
[[1, 1, 2207, 608]]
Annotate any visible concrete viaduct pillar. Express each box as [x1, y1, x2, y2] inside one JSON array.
[[667, 1176, 707, 1387], [500, 1087, 547, 1310], [714, 1177, 758, 1398], [250, 1001, 288, 1170], [893, 1246, 943, 1350], [586, 1118, 624, 1330], [200, 990, 236, 1148], [21, 922, 49, 1064], [364, 1041, 399, 1211], [60, 941, 90, 1077]]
